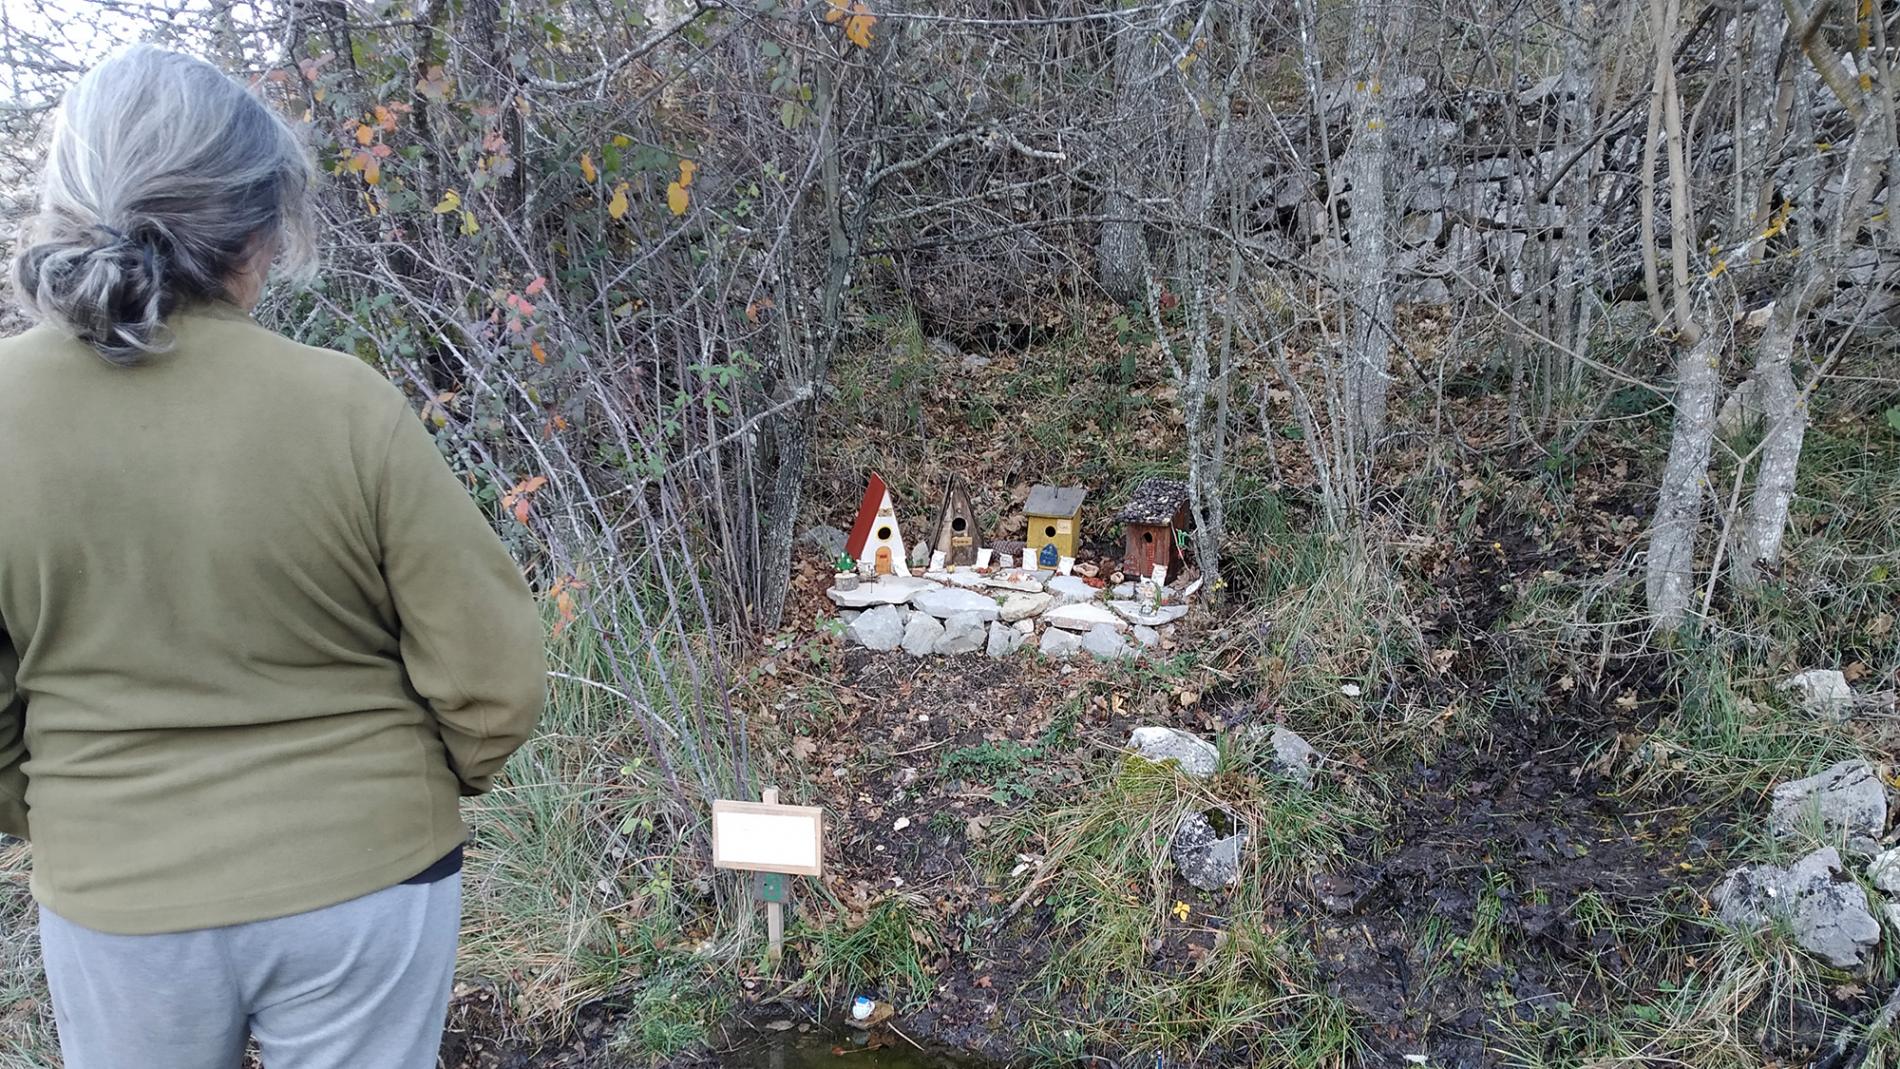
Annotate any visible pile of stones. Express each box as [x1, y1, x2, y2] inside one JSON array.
[[827, 566, 1192, 661]]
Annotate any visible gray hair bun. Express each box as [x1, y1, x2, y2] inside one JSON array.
[[9, 45, 316, 366]]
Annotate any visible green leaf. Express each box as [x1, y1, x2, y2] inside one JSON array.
[[1884, 405, 1900, 435]]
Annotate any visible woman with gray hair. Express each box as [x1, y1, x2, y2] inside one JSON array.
[[0, 45, 547, 1069]]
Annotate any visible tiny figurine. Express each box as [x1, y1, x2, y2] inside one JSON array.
[[844, 472, 911, 577], [929, 476, 984, 568], [1114, 477, 1191, 582], [1024, 485, 1086, 569]]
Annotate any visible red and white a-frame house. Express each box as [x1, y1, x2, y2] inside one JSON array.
[[844, 472, 910, 577]]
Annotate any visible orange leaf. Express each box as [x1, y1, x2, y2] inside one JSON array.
[[824, 0, 848, 22], [364, 156, 381, 185], [531, 341, 547, 364], [667, 180, 689, 216], [513, 497, 532, 524], [354, 123, 373, 145], [678, 159, 698, 187], [580, 153, 597, 183], [525, 275, 547, 296]]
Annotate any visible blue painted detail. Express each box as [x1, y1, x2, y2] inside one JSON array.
[[1038, 543, 1059, 567]]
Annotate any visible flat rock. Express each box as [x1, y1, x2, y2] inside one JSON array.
[[1868, 846, 1900, 894], [1109, 582, 1137, 599], [923, 567, 991, 589], [908, 541, 930, 568], [997, 591, 1052, 623], [1713, 847, 1880, 968], [935, 611, 988, 655], [1782, 669, 1855, 721], [980, 572, 1046, 593], [1043, 603, 1128, 632], [1012, 618, 1035, 634], [827, 575, 939, 609], [1172, 810, 1247, 890], [1082, 624, 1136, 660], [1109, 600, 1190, 627], [1129, 726, 1219, 778], [911, 586, 1002, 622], [803, 525, 847, 558], [845, 604, 904, 651], [1769, 759, 1887, 853], [1044, 575, 1098, 606], [1267, 727, 1320, 788], [986, 621, 1025, 659], [1131, 625, 1160, 648], [900, 613, 943, 658], [1039, 627, 1083, 660]]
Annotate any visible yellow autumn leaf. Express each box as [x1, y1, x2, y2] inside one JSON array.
[[824, 0, 848, 22], [678, 159, 698, 187], [845, 9, 875, 47], [580, 153, 597, 183], [1171, 900, 1190, 921], [608, 182, 630, 220], [433, 189, 461, 213], [667, 180, 689, 216], [355, 123, 373, 145], [364, 157, 381, 185], [460, 209, 480, 235]]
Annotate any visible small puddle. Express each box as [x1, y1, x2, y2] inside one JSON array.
[[708, 1028, 977, 1068]]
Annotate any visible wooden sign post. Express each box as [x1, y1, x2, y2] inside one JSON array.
[[712, 788, 824, 967]]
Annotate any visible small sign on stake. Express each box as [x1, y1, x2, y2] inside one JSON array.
[[712, 789, 823, 966]]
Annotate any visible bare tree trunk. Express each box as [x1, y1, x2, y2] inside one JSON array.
[[1339, 0, 1405, 448], [1644, 0, 1721, 630], [1096, 9, 1164, 302]]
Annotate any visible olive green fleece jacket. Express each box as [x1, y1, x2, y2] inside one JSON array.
[[0, 302, 547, 934]]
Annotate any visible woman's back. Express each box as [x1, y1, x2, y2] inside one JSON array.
[[0, 303, 545, 934]]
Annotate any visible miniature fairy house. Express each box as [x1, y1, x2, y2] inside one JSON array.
[[1024, 485, 1086, 568], [1114, 477, 1192, 581], [929, 476, 983, 568], [845, 472, 910, 577]]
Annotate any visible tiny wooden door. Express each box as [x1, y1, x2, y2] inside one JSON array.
[[1038, 543, 1059, 567], [875, 546, 893, 574]]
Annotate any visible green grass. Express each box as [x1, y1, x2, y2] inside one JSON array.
[[795, 894, 938, 1010], [989, 745, 1373, 1062]]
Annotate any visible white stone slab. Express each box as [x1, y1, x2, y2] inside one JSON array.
[[980, 571, 1046, 593], [997, 591, 1053, 622], [911, 586, 1003, 622], [1043, 603, 1128, 632], [1110, 601, 1190, 627], [1044, 575, 1098, 606], [827, 575, 941, 609]]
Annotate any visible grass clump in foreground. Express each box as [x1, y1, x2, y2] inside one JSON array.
[[990, 743, 1372, 1066]]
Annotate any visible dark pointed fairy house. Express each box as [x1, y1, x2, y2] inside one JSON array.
[[1114, 477, 1191, 581], [844, 472, 910, 577], [930, 477, 983, 568], [1024, 485, 1086, 568]]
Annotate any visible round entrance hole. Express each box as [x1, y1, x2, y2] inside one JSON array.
[[952, 517, 967, 532], [1044, 524, 1057, 538], [877, 526, 892, 540], [1142, 531, 1154, 544]]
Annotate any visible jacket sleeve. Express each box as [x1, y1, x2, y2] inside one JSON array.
[[1, 630, 27, 840], [376, 400, 548, 796]]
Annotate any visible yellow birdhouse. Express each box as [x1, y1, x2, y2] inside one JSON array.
[[1024, 485, 1086, 568]]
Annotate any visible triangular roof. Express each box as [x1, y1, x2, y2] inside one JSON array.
[[1113, 477, 1191, 525], [1025, 484, 1086, 517], [844, 472, 891, 559]]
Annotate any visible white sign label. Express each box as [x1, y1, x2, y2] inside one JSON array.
[[1151, 563, 1169, 586], [711, 800, 825, 876], [929, 549, 947, 572], [1058, 556, 1075, 575], [975, 548, 993, 569]]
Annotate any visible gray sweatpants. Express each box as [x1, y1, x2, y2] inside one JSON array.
[[39, 874, 460, 1069]]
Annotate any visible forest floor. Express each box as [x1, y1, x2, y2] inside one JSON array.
[[425, 306, 1899, 1068], [3, 305, 1897, 1069]]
